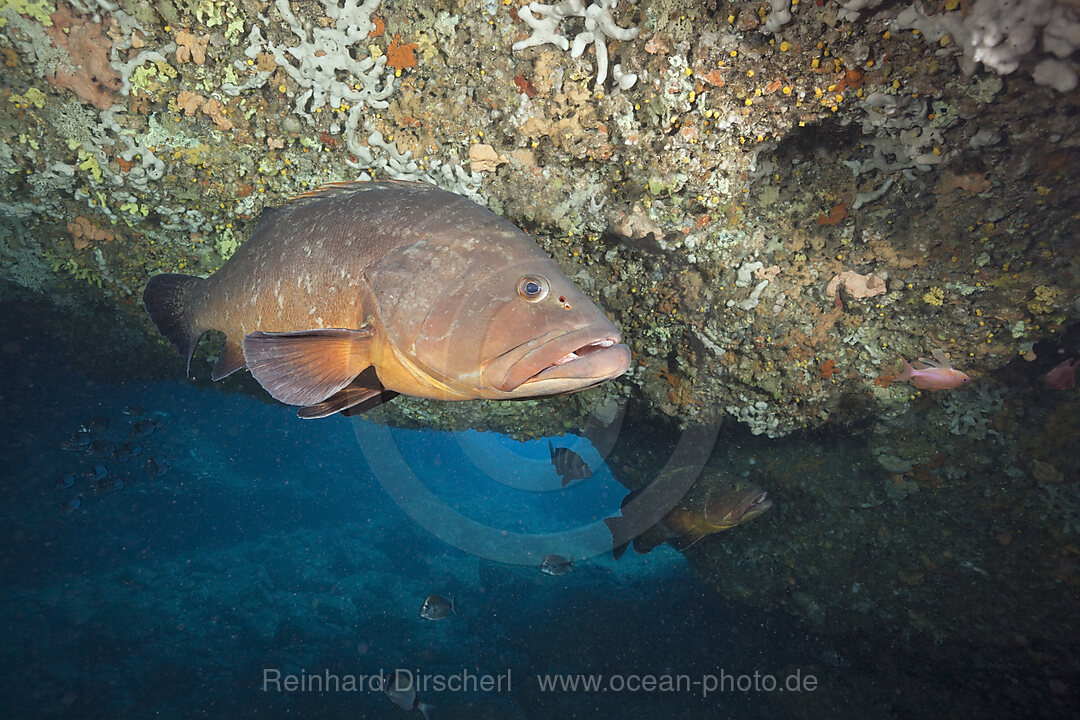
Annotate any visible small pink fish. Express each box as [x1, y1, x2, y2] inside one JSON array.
[[896, 349, 971, 390], [1045, 357, 1078, 390]]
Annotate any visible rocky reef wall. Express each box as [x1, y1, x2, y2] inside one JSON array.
[[1, 0, 1077, 435]]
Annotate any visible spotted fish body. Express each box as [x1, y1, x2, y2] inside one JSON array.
[[143, 181, 631, 418]]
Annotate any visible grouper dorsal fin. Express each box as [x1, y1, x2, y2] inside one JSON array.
[[253, 204, 281, 233], [252, 182, 430, 229], [283, 179, 429, 210], [242, 326, 375, 407]]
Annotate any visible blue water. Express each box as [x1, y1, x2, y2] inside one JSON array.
[[0, 339, 824, 719]]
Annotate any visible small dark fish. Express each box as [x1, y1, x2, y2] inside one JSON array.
[[87, 440, 115, 459], [382, 670, 434, 720], [60, 431, 92, 452], [113, 441, 143, 461], [96, 476, 124, 493], [60, 496, 82, 514], [79, 417, 110, 434], [548, 441, 592, 487], [81, 465, 108, 482], [122, 405, 144, 416], [146, 456, 170, 479], [129, 418, 157, 439], [418, 594, 456, 621], [55, 473, 75, 490], [540, 554, 574, 576]]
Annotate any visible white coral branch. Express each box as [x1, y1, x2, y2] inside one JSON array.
[[512, 0, 639, 88]]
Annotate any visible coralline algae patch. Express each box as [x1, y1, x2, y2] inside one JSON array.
[[0, 0, 1078, 436]]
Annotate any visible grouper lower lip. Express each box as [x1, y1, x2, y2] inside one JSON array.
[[523, 341, 633, 389], [491, 325, 632, 393], [738, 493, 773, 523]]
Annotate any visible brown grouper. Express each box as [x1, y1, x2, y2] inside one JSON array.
[[143, 181, 631, 418], [606, 476, 773, 559]]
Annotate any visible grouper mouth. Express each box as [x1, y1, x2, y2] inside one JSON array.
[[747, 491, 772, 511], [705, 489, 773, 528], [489, 325, 632, 395], [737, 492, 773, 522]]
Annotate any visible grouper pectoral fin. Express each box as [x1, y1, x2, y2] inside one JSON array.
[[210, 339, 245, 380], [632, 527, 667, 555], [339, 390, 399, 416], [242, 326, 375, 407], [297, 368, 400, 419], [670, 533, 707, 552]]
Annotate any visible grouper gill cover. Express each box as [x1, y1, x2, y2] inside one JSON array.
[[142, 181, 631, 418]]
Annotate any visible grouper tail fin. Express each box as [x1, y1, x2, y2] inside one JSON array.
[[143, 273, 206, 378]]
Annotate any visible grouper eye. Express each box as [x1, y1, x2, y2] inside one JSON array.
[[517, 274, 549, 303]]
